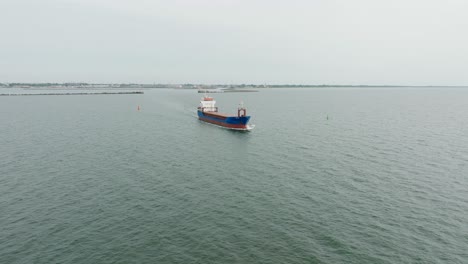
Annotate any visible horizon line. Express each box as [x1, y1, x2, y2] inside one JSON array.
[[2, 82, 468, 87]]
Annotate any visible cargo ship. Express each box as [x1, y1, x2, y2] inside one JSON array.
[[197, 96, 254, 131]]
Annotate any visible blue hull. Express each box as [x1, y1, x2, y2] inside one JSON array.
[[197, 110, 251, 129]]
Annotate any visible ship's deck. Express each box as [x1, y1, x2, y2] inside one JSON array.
[[203, 111, 230, 118]]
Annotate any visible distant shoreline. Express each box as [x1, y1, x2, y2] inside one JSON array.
[[1, 83, 467, 89]]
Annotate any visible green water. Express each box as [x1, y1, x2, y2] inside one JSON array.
[[1, 88, 467, 263]]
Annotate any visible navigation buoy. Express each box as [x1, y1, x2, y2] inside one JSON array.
[[137, 105, 141, 111]]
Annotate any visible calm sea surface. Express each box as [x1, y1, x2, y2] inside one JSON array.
[[1, 88, 467, 263]]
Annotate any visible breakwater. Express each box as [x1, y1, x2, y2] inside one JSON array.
[[197, 89, 259, 93], [0, 91, 144, 96]]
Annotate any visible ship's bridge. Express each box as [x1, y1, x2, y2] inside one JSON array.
[[199, 96, 217, 112]]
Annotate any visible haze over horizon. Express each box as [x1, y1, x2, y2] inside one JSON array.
[[1, 0, 467, 86]]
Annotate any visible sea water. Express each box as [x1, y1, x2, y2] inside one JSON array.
[[1, 88, 467, 263]]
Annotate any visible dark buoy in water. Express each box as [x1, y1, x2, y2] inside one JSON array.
[[137, 105, 141, 111]]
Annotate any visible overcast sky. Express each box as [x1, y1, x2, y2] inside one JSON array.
[[1, 0, 467, 85]]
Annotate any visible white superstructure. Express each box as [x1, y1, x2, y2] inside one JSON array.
[[198, 96, 218, 112]]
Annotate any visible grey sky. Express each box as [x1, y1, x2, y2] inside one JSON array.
[[1, 0, 467, 85]]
